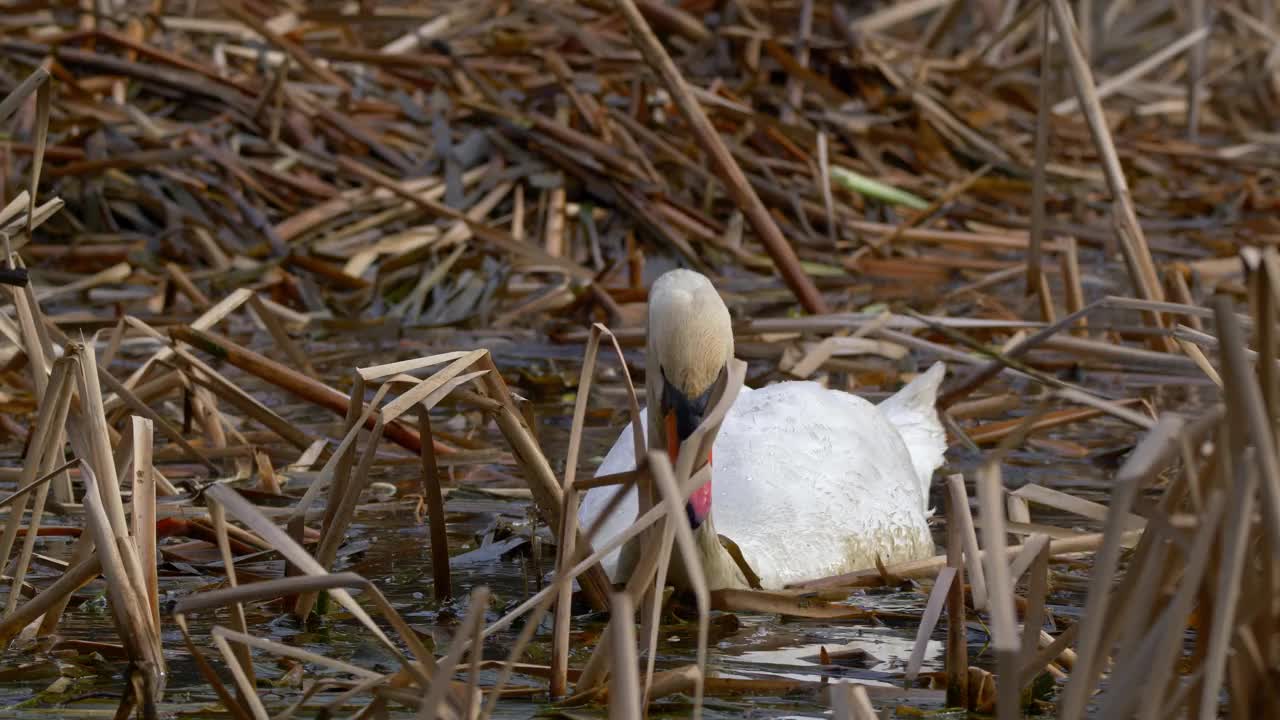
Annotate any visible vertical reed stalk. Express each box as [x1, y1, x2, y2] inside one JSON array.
[[945, 486, 969, 708], [418, 407, 452, 602]]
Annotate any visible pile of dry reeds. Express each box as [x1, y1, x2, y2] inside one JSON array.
[[0, 0, 1277, 717], [868, 250, 1277, 719]]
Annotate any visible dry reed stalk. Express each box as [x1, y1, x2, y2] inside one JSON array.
[[127, 417, 159, 629], [174, 570, 451, 702], [35, 532, 97, 638], [646, 451, 712, 717], [1115, 492, 1225, 720], [1039, 335, 1196, 373], [1058, 237, 1087, 333], [1, 461, 64, 616], [1034, 270, 1057, 324], [573, 525, 659, 694], [1079, 410, 1222, 710], [69, 340, 166, 680], [792, 528, 1134, 591], [253, 450, 280, 494], [163, 261, 210, 310], [1019, 536, 1050, 654], [285, 380, 396, 608], [478, 588, 558, 720], [1046, 0, 1168, 342], [936, 300, 1099, 409], [1109, 504, 1176, 655], [1252, 249, 1280, 433], [1166, 268, 1202, 331], [1053, 26, 1213, 117], [321, 370, 366, 546], [635, 480, 680, 703], [0, 65, 50, 125], [945, 475, 986, 609], [296, 414, 388, 618], [975, 464, 1019, 720], [1213, 291, 1280, 555], [967, 401, 1141, 445], [904, 565, 956, 688], [161, 343, 311, 451], [209, 498, 254, 691], [1012, 483, 1146, 529], [1055, 411, 1194, 717], [7, 259, 57, 446], [471, 351, 612, 611], [607, 592, 641, 720], [206, 631, 269, 720], [173, 612, 249, 720], [1027, 2, 1051, 300], [103, 369, 181, 420], [785, 336, 908, 379], [578, 354, 741, 704], [190, 389, 236, 478], [171, 325, 440, 456], [96, 365, 219, 472], [0, 355, 74, 611], [212, 625, 381, 680], [21, 62, 52, 240], [1005, 494, 1031, 545], [949, 394, 1020, 420], [817, 132, 836, 245], [547, 324, 643, 697], [481, 485, 701, 691], [246, 294, 315, 378], [421, 587, 489, 719], [80, 461, 165, 708], [203, 484, 434, 684], [462, 590, 486, 720], [274, 352, 447, 548], [549, 328, 604, 698], [707, 589, 869, 617], [0, 548, 101, 646], [945, 485, 969, 708], [417, 407, 452, 602], [119, 287, 253, 388], [611, 0, 827, 314], [1020, 623, 1079, 689]]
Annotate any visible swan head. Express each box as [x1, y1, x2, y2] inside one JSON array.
[[647, 269, 733, 529]]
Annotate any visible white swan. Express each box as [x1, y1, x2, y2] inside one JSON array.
[[577, 269, 947, 591]]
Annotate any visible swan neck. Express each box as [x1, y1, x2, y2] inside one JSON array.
[[691, 512, 750, 591]]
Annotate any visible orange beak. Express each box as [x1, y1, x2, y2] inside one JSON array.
[[664, 410, 713, 467], [664, 410, 680, 465]]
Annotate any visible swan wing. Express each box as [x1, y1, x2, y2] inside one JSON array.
[[876, 362, 947, 514], [579, 381, 938, 590], [710, 382, 934, 589]]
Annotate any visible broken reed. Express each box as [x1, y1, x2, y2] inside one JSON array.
[[0, 226, 731, 716], [894, 248, 1280, 719]]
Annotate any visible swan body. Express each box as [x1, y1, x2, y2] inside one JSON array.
[[578, 363, 946, 590], [575, 268, 946, 592]]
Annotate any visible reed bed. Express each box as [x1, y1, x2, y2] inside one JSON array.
[[0, 0, 1275, 717]]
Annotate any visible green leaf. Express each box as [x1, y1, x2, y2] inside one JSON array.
[[832, 166, 930, 209]]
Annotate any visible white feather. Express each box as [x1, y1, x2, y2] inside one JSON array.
[[579, 364, 947, 590]]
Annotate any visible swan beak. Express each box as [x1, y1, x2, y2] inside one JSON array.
[[662, 389, 713, 530]]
